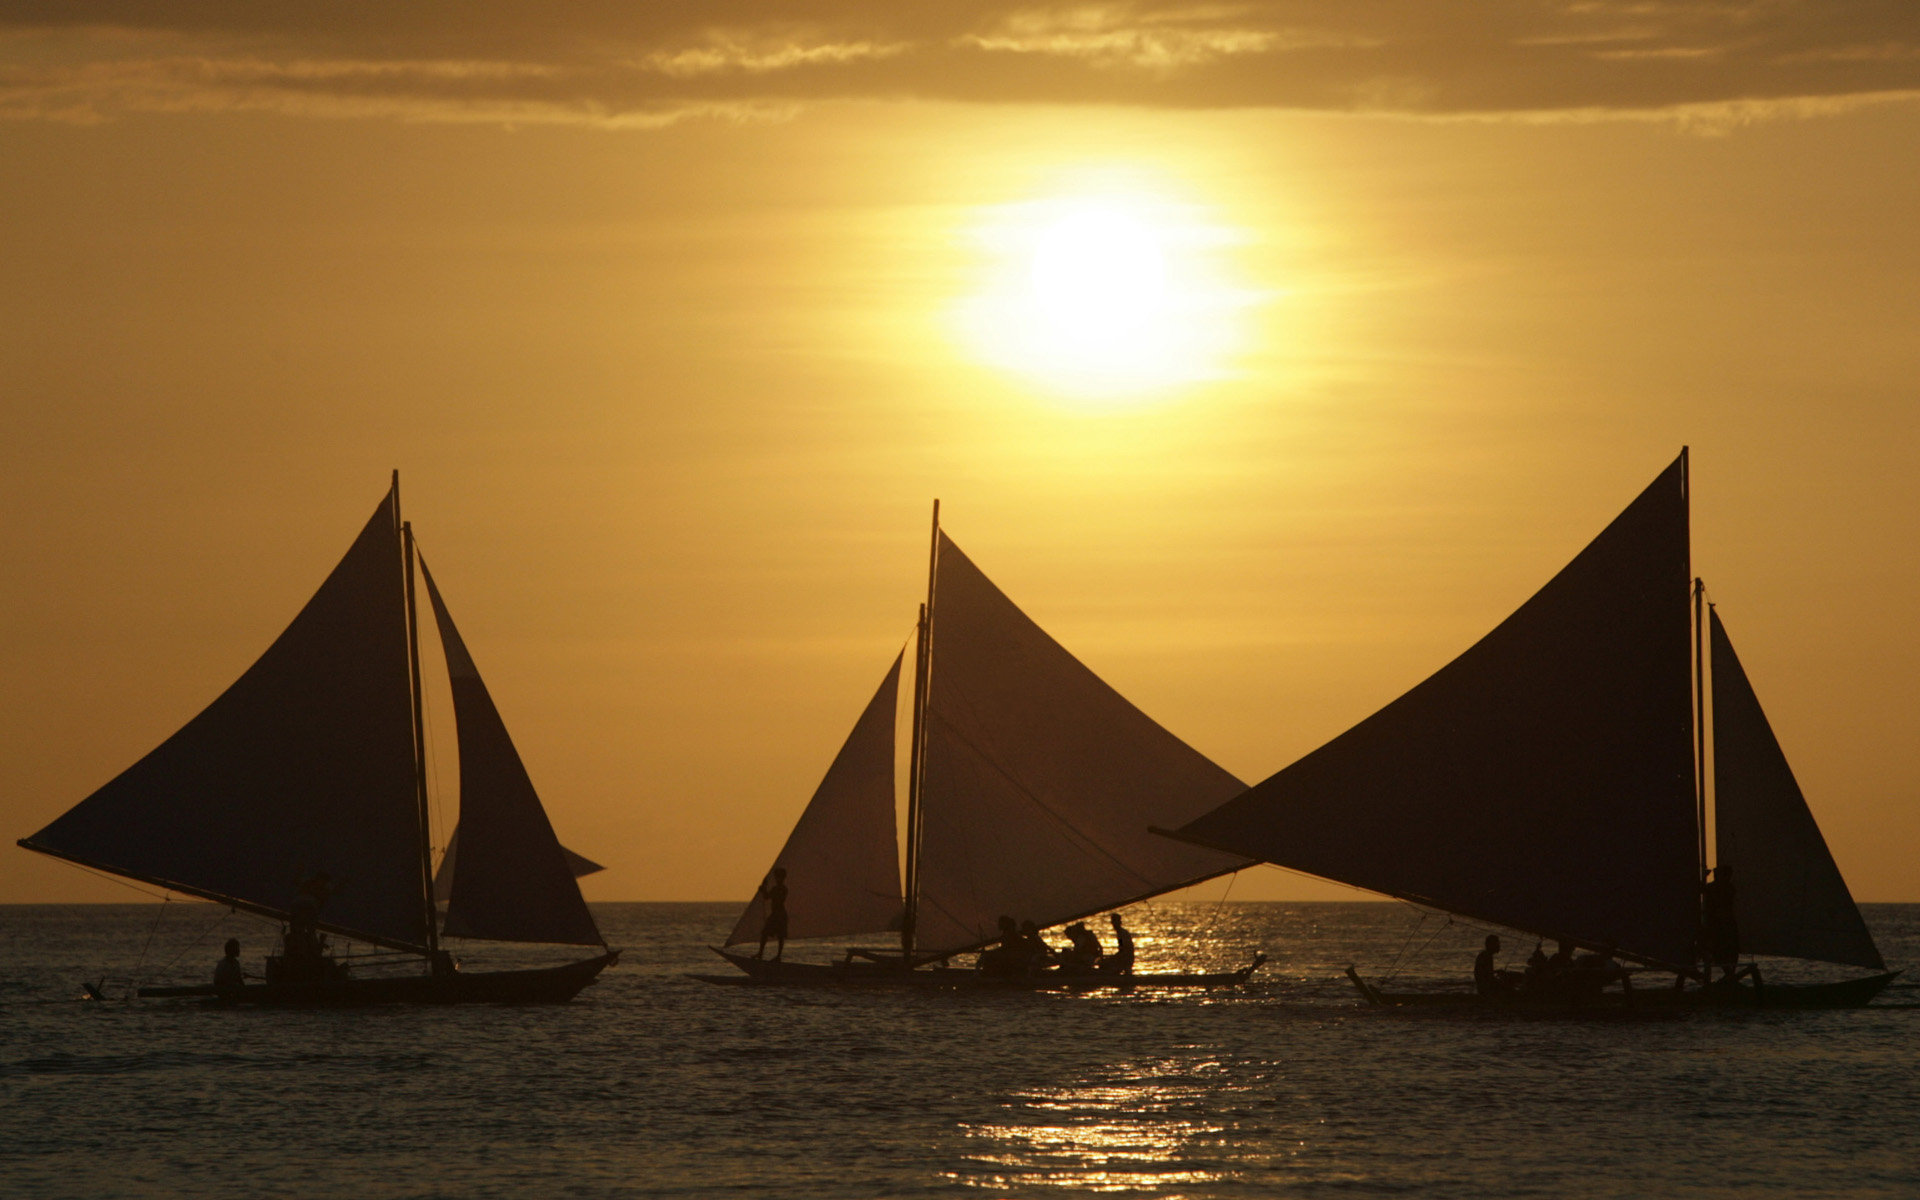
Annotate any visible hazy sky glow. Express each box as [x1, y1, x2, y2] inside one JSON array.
[[3, 3, 1916, 906]]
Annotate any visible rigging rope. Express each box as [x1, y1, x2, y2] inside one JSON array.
[[124, 895, 175, 996], [1381, 905, 1455, 985], [1190, 868, 1240, 954], [154, 904, 250, 977]]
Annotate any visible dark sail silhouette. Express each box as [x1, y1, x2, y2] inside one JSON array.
[[1711, 610, 1883, 970], [1173, 454, 1698, 968], [18, 478, 616, 1003], [20, 491, 427, 951], [421, 559, 603, 947], [1166, 450, 1890, 1002]]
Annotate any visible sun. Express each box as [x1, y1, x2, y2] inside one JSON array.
[[954, 185, 1253, 403]]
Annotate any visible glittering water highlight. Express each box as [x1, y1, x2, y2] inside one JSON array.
[[2, 902, 1915, 1199]]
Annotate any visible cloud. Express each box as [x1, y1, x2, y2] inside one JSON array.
[[3, 2, 1918, 127]]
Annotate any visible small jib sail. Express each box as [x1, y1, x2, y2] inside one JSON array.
[[18, 477, 610, 983], [1164, 449, 1883, 979], [420, 559, 604, 947], [728, 507, 1251, 965], [726, 654, 905, 948], [1711, 610, 1883, 970], [433, 827, 604, 906]]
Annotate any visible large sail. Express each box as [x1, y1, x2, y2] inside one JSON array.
[[914, 535, 1251, 959], [727, 654, 905, 946], [1171, 454, 1701, 969], [1711, 611, 1883, 970], [421, 560, 603, 947], [433, 826, 604, 905], [19, 489, 429, 950]]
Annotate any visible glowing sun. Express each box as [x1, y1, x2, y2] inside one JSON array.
[[955, 187, 1252, 401]]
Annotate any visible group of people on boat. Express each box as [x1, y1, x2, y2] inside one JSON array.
[[1467, 868, 1774, 1002], [977, 912, 1135, 977], [1473, 933, 1633, 1001], [214, 872, 352, 990]]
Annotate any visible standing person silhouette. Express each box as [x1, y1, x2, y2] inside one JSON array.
[[280, 872, 331, 983], [755, 867, 790, 960], [1702, 866, 1741, 982], [1097, 913, 1135, 976]]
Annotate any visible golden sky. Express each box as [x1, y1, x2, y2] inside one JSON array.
[[3, 3, 1916, 904]]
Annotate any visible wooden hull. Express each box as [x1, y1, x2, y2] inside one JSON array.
[[1344, 966, 1901, 1011], [138, 951, 618, 1005], [694, 946, 1263, 990]]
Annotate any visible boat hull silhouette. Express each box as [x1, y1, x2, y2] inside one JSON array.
[[139, 950, 618, 1005], [695, 946, 1261, 989], [1344, 965, 1900, 1011]]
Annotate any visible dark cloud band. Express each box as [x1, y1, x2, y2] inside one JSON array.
[[5, 2, 1918, 125]]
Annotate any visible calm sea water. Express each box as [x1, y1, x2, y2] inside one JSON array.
[[1, 901, 1915, 1199]]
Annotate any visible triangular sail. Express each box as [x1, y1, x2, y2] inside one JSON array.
[[421, 559, 603, 947], [19, 490, 429, 950], [433, 826, 604, 905], [1171, 454, 1701, 969], [1711, 611, 1883, 970], [914, 535, 1251, 959], [727, 653, 905, 946]]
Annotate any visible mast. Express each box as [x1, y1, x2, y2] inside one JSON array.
[[1692, 574, 1710, 979], [900, 499, 939, 960], [400, 482, 443, 972], [1682, 446, 1708, 978], [1693, 576, 1708, 889]]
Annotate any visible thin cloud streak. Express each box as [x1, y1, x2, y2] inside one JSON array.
[[3, 2, 1919, 126]]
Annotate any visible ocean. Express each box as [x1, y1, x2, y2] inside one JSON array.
[[2, 901, 1915, 1199]]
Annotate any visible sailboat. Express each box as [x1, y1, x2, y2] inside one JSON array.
[[17, 475, 618, 1004], [700, 503, 1265, 988], [1158, 450, 1897, 1009]]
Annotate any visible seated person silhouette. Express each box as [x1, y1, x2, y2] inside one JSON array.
[[1473, 933, 1523, 998], [214, 938, 245, 996], [1017, 920, 1056, 972], [1059, 922, 1103, 973], [977, 915, 1024, 975]]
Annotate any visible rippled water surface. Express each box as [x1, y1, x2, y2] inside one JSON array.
[[2, 902, 1915, 1198]]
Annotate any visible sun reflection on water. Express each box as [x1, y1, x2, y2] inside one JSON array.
[[950, 1056, 1236, 1193]]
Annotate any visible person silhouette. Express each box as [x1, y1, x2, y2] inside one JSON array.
[[1702, 865, 1741, 981], [1060, 922, 1102, 973], [1097, 913, 1136, 976], [755, 867, 790, 961], [1016, 919, 1054, 971], [1474, 933, 1521, 997], [279, 872, 332, 983], [978, 915, 1022, 975], [214, 938, 244, 996]]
